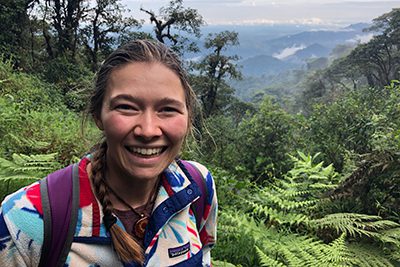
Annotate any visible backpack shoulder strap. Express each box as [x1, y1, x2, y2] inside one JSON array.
[[38, 163, 80, 267], [179, 160, 208, 231]]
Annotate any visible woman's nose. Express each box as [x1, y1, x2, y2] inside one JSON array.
[[132, 113, 162, 140]]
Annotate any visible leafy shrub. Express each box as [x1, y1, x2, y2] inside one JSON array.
[[191, 115, 243, 172], [236, 97, 301, 182], [0, 96, 99, 164], [0, 57, 65, 111], [306, 83, 400, 173], [329, 150, 400, 223], [40, 55, 93, 93]]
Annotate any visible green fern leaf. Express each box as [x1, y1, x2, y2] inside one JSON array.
[[256, 246, 286, 267], [348, 243, 395, 267], [309, 213, 399, 238], [320, 233, 352, 266]]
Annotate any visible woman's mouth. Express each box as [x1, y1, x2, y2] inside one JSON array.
[[125, 146, 166, 156]]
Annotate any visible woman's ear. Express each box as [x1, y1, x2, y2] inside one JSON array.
[[94, 116, 104, 130]]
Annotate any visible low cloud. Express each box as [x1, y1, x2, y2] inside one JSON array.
[[346, 33, 374, 44], [273, 44, 306, 59]]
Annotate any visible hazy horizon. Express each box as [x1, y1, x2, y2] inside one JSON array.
[[123, 0, 398, 27]]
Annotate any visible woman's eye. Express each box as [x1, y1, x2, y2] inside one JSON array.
[[116, 104, 135, 110], [161, 107, 179, 113]]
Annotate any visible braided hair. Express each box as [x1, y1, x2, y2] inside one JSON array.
[[91, 141, 144, 263]]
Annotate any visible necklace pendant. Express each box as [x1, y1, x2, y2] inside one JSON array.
[[134, 216, 149, 239]]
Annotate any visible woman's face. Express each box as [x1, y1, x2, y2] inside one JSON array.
[[96, 62, 189, 182]]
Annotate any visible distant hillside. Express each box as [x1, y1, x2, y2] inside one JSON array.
[[198, 24, 321, 58], [343, 23, 371, 31], [187, 22, 373, 103], [240, 55, 299, 76], [188, 23, 370, 62], [266, 23, 370, 54], [230, 69, 306, 104]]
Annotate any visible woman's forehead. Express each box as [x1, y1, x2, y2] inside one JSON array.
[[105, 62, 186, 104]]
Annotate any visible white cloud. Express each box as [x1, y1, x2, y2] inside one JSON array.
[[273, 44, 307, 59], [346, 33, 375, 44], [213, 17, 328, 26]]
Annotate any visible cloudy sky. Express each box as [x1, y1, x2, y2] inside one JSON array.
[[123, 0, 398, 26]]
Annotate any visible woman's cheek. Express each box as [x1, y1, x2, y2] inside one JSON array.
[[103, 115, 131, 136], [168, 117, 189, 140]]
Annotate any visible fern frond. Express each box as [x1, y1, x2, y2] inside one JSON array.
[[279, 244, 307, 266], [319, 233, 352, 266], [308, 183, 337, 190], [219, 210, 265, 240], [390, 249, 400, 261], [7, 133, 50, 150], [256, 246, 285, 267], [0, 153, 60, 181], [377, 227, 400, 245], [258, 228, 334, 266], [0, 175, 41, 181], [363, 220, 400, 231], [246, 200, 310, 225], [272, 182, 314, 197], [216, 210, 271, 266], [257, 188, 319, 210], [348, 243, 395, 267], [309, 213, 399, 238]]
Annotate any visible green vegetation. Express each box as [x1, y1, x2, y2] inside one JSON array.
[[1, 2, 399, 266]]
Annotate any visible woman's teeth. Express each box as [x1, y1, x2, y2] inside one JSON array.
[[127, 147, 163, 156]]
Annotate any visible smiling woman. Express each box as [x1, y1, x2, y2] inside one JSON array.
[[0, 40, 217, 267]]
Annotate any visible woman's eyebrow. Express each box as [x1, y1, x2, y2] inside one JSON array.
[[158, 97, 186, 108], [109, 94, 139, 105]]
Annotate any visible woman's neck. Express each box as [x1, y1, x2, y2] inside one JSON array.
[[87, 162, 160, 210], [107, 169, 159, 209]]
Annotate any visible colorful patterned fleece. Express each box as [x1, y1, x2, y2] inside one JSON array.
[[0, 157, 217, 266]]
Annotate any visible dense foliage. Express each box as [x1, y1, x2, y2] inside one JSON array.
[[1, 2, 399, 266]]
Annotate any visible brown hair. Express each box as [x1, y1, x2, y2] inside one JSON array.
[[87, 39, 197, 264]]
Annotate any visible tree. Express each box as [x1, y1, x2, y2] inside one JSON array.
[[140, 0, 204, 53], [81, 0, 141, 71], [344, 8, 400, 88], [300, 56, 364, 114], [5, 0, 146, 94], [347, 35, 396, 88], [0, 0, 36, 67], [41, 0, 87, 59], [191, 31, 242, 117], [368, 8, 400, 45]]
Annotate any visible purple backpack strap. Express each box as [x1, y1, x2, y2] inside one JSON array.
[[180, 160, 208, 231], [38, 163, 80, 267]]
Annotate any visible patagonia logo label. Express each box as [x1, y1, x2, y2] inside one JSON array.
[[168, 242, 190, 258]]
